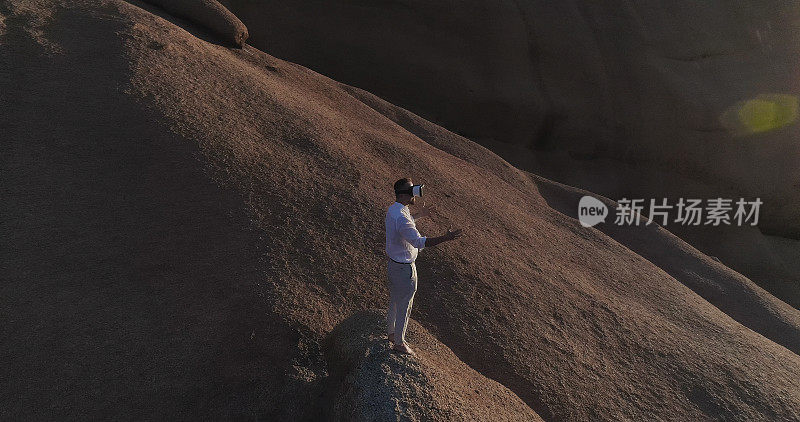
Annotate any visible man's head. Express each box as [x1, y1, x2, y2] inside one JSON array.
[[394, 177, 416, 205]]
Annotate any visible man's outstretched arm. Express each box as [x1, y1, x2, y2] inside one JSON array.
[[423, 228, 463, 247], [398, 214, 462, 248]]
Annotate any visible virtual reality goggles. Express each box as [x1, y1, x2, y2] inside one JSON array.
[[395, 184, 424, 197]]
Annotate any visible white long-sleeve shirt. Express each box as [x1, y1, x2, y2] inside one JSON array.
[[385, 202, 426, 263]]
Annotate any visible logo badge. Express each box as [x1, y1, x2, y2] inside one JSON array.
[[578, 196, 608, 227]]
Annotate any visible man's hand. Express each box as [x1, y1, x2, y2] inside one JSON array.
[[444, 228, 463, 240], [424, 227, 463, 248]]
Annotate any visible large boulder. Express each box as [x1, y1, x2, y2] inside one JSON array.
[[220, 0, 800, 234], [222, 0, 800, 305], [143, 0, 247, 47], [324, 310, 541, 421]]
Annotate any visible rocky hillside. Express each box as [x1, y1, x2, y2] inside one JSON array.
[[2, 0, 800, 420], [223, 0, 800, 308]]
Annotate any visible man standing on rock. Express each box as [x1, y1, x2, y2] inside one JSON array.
[[385, 178, 462, 355]]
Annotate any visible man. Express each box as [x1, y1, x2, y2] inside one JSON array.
[[385, 178, 462, 355]]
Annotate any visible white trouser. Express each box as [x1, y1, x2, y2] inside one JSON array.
[[386, 260, 418, 344]]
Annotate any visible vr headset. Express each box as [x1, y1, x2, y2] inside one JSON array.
[[395, 184, 424, 197]]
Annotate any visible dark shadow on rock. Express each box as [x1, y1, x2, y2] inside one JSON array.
[[0, 5, 290, 419]]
